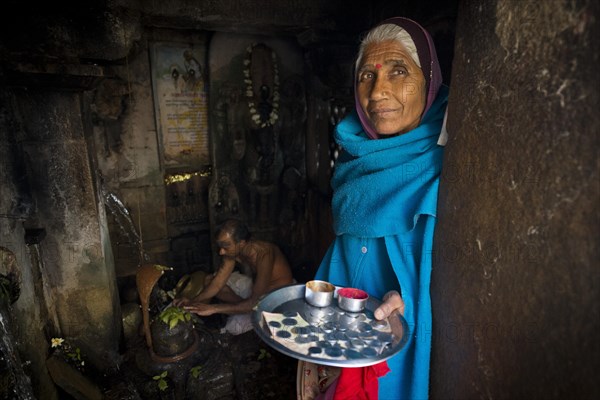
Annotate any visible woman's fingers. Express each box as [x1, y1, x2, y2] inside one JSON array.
[[374, 290, 405, 320]]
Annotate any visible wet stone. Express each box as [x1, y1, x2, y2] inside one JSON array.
[[282, 318, 298, 326]]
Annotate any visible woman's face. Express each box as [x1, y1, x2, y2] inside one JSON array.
[[357, 40, 426, 135]]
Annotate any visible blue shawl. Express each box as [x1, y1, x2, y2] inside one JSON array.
[[317, 86, 448, 399], [332, 86, 447, 237]]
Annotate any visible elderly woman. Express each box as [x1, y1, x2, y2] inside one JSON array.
[[314, 17, 447, 399]]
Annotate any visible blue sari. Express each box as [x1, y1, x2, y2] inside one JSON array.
[[316, 86, 448, 400]]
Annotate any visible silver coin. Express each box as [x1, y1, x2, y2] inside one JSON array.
[[324, 332, 338, 343], [325, 347, 343, 357], [282, 318, 298, 326], [377, 332, 394, 343], [345, 331, 359, 339], [294, 326, 310, 336], [361, 347, 378, 357], [344, 349, 363, 359], [350, 339, 366, 349], [322, 322, 336, 333], [358, 322, 373, 332], [371, 319, 388, 329], [276, 330, 292, 339], [295, 335, 314, 344]]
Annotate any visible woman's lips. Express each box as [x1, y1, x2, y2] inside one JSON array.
[[369, 108, 399, 118]]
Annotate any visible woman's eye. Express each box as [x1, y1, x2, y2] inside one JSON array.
[[360, 71, 374, 81], [391, 68, 407, 76]]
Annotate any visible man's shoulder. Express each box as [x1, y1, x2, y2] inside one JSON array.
[[249, 239, 277, 252]]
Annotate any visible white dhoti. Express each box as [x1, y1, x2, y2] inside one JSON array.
[[222, 271, 254, 335]]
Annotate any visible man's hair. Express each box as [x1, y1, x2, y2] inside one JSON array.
[[217, 219, 251, 243]]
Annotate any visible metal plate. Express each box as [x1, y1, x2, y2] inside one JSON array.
[[251, 284, 409, 367]]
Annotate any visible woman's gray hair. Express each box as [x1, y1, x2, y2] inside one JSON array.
[[355, 23, 421, 72]]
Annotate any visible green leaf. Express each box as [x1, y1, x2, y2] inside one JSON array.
[[160, 371, 168, 378], [152, 375, 160, 381], [158, 379, 168, 391], [191, 365, 202, 379]]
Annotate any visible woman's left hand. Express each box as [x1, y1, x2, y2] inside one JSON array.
[[374, 290, 405, 320]]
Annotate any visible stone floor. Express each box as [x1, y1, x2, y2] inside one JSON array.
[[102, 315, 297, 400]]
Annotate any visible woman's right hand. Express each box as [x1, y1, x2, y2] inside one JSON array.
[[373, 290, 405, 320]]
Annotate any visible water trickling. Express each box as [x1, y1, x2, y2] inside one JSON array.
[[0, 303, 35, 400], [101, 187, 150, 263]]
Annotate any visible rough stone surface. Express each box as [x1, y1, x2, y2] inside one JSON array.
[[0, 92, 59, 400], [7, 89, 121, 371], [46, 355, 104, 400], [431, 0, 599, 398]]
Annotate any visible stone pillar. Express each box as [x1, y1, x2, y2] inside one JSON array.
[[431, 0, 599, 398], [13, 89, 121, 370]]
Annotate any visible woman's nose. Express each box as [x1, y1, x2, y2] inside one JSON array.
[[219, 248, 225, 255], [370, 75, 391, 100]]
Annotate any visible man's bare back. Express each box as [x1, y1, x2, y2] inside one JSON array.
[[176, 220, 293, 318], [236, 239, 293, 292]]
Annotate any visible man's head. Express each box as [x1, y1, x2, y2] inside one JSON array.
[[215, 219, 251, 258]]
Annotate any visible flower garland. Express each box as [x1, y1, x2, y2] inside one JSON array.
[[243, 43, 280, 128]]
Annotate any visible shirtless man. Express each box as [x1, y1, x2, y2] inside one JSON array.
[[174, 219, 293, 332]]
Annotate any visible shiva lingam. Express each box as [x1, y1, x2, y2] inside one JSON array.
[[134, 264, 235, 399], [136, 264, 200, 363]]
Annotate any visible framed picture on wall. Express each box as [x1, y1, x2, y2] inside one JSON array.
[[150, 42, 210, 169]]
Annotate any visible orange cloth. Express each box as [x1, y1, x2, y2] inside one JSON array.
[[332, 362, 390, 400]]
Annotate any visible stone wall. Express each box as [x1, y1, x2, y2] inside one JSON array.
[[431, 0, 599, 398], [0, 86, 124, 397]]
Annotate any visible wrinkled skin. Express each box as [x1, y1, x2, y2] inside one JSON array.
[[357, 40, 426, 136]]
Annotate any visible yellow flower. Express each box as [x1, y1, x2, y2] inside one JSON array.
[[51, 338, 64, 348]]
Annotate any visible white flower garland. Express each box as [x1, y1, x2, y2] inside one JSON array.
[[243, 43, 280, 128]]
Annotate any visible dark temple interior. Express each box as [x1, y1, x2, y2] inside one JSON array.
[[1, 0, 598, 399]]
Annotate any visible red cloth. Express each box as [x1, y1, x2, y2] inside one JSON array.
[[332, 362, 390, 400]]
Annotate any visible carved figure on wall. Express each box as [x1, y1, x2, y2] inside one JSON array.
[[214, 84, 248, 162], [227, 86, 248, 161], [208, 173, 241, 219], [279, 74, 307, 174], [241, 43, 284, 227]]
